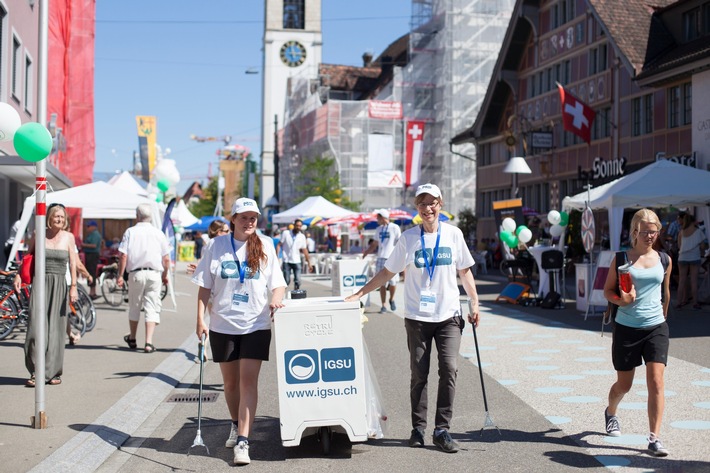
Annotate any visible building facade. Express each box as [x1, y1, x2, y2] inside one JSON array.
[[277, 0, 513, 215], [453, 0, 710, 240]]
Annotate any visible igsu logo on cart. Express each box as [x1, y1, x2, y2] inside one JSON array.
[[342, 274, 367, 287], [283, 347, 356, 384], [284, 349, 319, 384]]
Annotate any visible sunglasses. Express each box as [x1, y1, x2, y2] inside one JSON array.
[[48, 203, 66, 210]]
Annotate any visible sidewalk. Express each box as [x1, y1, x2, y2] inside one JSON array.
[[1, 263, 708, 472]]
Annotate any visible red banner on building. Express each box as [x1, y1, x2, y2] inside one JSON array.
[[558, 83, 595, 144], [368, 101, 402, 119], [405, 121, 425, 186]]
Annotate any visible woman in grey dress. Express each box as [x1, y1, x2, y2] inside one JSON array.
[[13, 203, 79, 386]]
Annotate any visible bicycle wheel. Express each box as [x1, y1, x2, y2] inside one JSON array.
[[101, 270, 124, 307], [0, 290, 19, 340], [76, 286, 97, 332]]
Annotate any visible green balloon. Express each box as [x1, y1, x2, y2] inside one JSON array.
[[500, 231, 518, 248], [157, 179, 170, 193], [559, 211, 569, 227], [515, 225, 529, 236], [13, 122, 53, 162]]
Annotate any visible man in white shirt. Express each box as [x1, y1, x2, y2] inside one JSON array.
[[363, 209, 402, 313], [276, 219, 313, 290], [117, 204, 171, 353]]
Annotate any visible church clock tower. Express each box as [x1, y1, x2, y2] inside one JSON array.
[[261, 0, 322, 211]]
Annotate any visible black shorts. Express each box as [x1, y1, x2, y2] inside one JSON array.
[[209, 329, 271, 362], [612, 321, 669, 371]]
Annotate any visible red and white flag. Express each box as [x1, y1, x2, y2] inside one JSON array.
[[557, 83, 595, 144], [405, 121, 425, 186]]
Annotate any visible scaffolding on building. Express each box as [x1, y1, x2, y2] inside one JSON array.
[[279, 0, 513, 216]]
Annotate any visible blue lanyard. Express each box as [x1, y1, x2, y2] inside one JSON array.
[[379, 224, 389, 243], [419, 224, 441, 286], [229, 235, 248, 284]]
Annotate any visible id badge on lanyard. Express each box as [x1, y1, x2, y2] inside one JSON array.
[[419, 225, 441, 314], [231, 291, 249, 313], [230, 236, 249, 313]]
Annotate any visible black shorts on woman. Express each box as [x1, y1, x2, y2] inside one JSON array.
[[209, 329, 272, 362], [611, 321, 669, 371]]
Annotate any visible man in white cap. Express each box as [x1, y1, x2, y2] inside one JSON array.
[[346, 183, 480, 453], [363, 208, 402, 312]]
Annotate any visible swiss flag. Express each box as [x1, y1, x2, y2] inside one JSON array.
[[405, 121, 425, 186], [558, 83, 596, 144]]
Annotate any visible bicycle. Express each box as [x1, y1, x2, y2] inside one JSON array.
[[97, 258, 126, 307], [99, 263, 168, 307], [0, 271, 31, 341]]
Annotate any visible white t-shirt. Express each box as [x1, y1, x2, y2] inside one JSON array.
[[306, 237, 316, 253], [192, 233, 286, 335], [376, 222, 401, 259], [118, 222, 171, 271], [385, 223, 475, 323], [280, 231, 307, 264]]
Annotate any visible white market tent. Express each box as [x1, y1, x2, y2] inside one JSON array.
[[172, 199, 200, 228], [107, 171, 148, 197], [562, 159, 710, 251], [5, 181, 152, 269], [272, 196, 356, 224]]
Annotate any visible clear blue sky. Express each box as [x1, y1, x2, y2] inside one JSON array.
[[94, 1, 412, 193]]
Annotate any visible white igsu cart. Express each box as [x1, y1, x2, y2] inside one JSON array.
[[273, 297, 368, 454]]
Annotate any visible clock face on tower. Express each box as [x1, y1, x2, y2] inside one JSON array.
[[280, 41, 307, 67]]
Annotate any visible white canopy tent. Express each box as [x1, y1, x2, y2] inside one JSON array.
[[6, 181, 152, 269], [171, 199, 200, 228], [562, 160, 710, 250], [272, 196, 356, 224], [6, 180, 179, 309], [108, 171, 148, 197]]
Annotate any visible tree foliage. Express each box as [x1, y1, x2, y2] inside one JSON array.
[[188, 175, 220, 217], [457, 207, 478, 244], [296, 155, 361, 211]]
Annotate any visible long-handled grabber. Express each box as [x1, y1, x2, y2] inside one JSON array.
[[465, 298, 500, 436], [188, 333, 210, 455]]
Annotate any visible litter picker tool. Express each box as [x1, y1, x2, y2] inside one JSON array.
[[465, 298, 500, 436], [188, 333, 210, 455]]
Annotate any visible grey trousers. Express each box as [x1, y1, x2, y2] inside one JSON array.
[[405, 316, 464, 432]]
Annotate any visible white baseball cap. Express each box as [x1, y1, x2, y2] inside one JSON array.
[[376, 209, 390, 219], [231, 197, 261, 215], [415, 183, 442, 198]]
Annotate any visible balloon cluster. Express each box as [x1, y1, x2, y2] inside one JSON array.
[[546, 210, 569, 237], [1, 102, 53, 162], [499, 217, 532, 249], [148, 155, 181, 202]]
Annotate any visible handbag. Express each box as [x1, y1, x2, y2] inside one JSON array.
[[19, 253, 35, 284]]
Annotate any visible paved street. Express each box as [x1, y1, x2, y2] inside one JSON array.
[[1, 262, 708, 472]]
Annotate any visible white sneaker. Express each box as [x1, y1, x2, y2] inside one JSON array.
[[234, 440, 250, 465], [225, 423, 238, 448]]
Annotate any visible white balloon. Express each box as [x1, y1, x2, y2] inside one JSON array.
[[549, 224, 565, 237], [547, 210, 561, 225], [502, 217, 517, 233], [518, 228, 533, 243], [153, 158, 181, 186], [0, 102, 22, 142]]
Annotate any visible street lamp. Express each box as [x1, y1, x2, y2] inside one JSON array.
[[503, 156, 532, 197]]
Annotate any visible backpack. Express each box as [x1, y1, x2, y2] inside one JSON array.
[[604, 250, 670, 322]]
